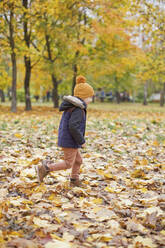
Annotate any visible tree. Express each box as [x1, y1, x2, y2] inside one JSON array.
[[0, 0, 19, 112], [68, 1, 94, 95], [22, 0, 32, 110], [0, 53, 11, 102], [85, 0, 140, 102], [131, 0, 165, 106], [21, 0, 42, 110], [32, 0, 74, 108], [0, 70, 11, 102]]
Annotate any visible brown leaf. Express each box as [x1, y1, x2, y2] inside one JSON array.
[[7, 238, 37, 248]]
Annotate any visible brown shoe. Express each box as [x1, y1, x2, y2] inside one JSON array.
[[35, 160, 50, 183], [70, 178, 82, 187]]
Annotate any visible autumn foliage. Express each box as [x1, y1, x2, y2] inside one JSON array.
[[0, 0, 164, 111], [0, 105, 165, 247]]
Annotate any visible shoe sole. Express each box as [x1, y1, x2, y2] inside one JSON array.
[[35, 165, 42, 183]]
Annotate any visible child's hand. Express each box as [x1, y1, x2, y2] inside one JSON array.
[[81, 143, 86, 148]]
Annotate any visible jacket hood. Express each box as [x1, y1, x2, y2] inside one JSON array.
[[59, 95, 86, 111]]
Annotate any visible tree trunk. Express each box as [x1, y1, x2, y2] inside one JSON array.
[[71, 11, 86, 96], [72, 64, 78, 96], [72, 49, 80, 95], [143, 81, 148, 105], [160, 82, 165, 107], [9, 10, 17, 113], [52, 74, 59, 108], [0, 90, 5, 102], [11, 51, 17, 112], [114, 75, 120, 104], [45, 33, 59, 107], [115, 91, 121, 104], [132, 90, 135, 103], [23, 0, 32, 111], [24, 56, 32, 110], [7, 88, 12, 100]]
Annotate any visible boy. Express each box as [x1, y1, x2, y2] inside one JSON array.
[[36, 75, 94, 186]]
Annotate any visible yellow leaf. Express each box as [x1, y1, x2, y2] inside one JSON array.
[[49, 194, 58, 201], [30, 158, 40, 165], [104, 186, 114, 193], [92, 198, 103, 205], [0, 230, 4, 243], [153, 140, 159, 146], [97, 169, 104, 176], [54, 216, 61, 224], [134, 236, 157, 248], [131, 169, 145, 178], [140, 187, 148, 193], [134, 158, 140, 165], [141, 158, 148, 166], [147, 149, 153, 156], [50, 234, 63, 241], [97, 169, 116, 179], [32, 126, 38, 129], [35, 229, 46, 238], [84, 153, 91, 158], [33, 184, 47, 193], [100, 234, 112, 242], [88, 233, 112, 242], [8, 231, 23, 238], [0, 209, 3, 219], [104, 173, 114, 179], [14, 133, 23, 138], [49, 198, 62, 207], [160, 230, 165, 235]]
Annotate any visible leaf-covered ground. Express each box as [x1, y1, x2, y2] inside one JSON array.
[[0, 105, 165, 248]]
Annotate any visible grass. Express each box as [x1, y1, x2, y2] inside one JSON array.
[[0, 100, 165, 114], [89, 101, 165, 113]]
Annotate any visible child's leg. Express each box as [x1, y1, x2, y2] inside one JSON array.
[[71, 149, 82, 179], [47, 148, 77, 172]]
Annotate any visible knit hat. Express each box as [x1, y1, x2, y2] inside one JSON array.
[[74, 75, 94, 100]]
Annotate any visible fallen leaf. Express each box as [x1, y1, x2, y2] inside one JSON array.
[[7, 238, 37, 248], [133, 236, 157, 248], [45, 240, 72, 248]]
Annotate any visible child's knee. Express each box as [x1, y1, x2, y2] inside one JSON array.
[[76, 157, 83, 165]]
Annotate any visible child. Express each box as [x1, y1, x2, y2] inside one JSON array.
[[35, 75, 94, 186]]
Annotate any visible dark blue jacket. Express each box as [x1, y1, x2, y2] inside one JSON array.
[[58, 97, 87, 148]]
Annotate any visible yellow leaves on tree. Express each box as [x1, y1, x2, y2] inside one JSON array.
[[0, 70, 10, 90]]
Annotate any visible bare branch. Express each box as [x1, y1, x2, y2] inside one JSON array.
[[4, 14, 9, 24]]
